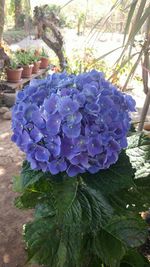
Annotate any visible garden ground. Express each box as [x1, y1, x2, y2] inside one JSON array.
[[0, 119, 38, 267]]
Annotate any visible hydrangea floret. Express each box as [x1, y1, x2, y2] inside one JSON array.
[[11, 70, 136, 177]]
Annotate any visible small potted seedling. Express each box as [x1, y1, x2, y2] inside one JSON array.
[[16, 50, 33, 78], [40, 48, 49, 69], [31, 51, 41, 74], [6, 55, 23, 83]]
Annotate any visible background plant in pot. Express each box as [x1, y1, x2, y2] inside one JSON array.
[[12, 70, 150, 267], [16, 50, 33, 78], [40, 47, 49, 69], [6, 54, 23, 83], [31, 51, 41, 74]]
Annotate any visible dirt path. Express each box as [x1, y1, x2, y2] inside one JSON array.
[[0, 119, 38, 267]]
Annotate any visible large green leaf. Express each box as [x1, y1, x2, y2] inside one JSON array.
[[108, 187, 149, 213], [77, 184, 113, 229], [52, 177, 77, 220], [13, 161, 46, 192], [14, 177, 55, 210], [24, 218, 61, 265], [105, 216, 147, 247], [57, 241, 67, 267], [83, 151, 134, 196], [127, 133, 150, 173], [121, 250, 150, 267], [95, 229, 126, 267], [62, 198, 82, 266]]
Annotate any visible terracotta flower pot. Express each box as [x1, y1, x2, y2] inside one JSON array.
[[22, 64, 33, 78], [32, 61, 41, 74], [40, 57, 49, 69], [52, 66, 60, 73], [144, 123, 150, 131], [6, 68, 23, 83]]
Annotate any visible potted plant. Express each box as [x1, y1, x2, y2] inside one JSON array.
[[40, 47, 49, 69], [16, 50, 33, 78], [31, 51, 41, 74], [6, 55, 23, 83]]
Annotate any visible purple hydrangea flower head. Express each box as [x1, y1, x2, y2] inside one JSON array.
[[12, 70, 136, 177]]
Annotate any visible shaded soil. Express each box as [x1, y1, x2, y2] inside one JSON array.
[[0, 119, 38, 267]]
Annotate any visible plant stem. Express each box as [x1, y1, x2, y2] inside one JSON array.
[[138, 90, 150, 131], [138, 10, 150, 131]]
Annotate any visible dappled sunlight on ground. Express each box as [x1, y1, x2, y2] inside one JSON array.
[[0, 120, 24, 166], [0, 132, 10, 139], [0, 167, 6, 176]]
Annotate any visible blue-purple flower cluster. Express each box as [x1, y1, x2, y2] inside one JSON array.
[[11, 70, 136, 177]]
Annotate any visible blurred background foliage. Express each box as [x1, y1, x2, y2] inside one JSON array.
[[0, 0, 149, 129], [1, 0, 149, 80]]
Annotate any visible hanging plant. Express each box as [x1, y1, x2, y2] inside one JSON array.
[[12, 70, 150, 267]]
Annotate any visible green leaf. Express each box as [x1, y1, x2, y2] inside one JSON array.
[[108, 188, 148, 213], [121, 249, 150, 267], [122, 49, 143, 90], [126, 133, 150, 173], [17, 161, 46, 191], [57, 241, 67, 267], [78, 184, 113, 229], [83, 151, 134, 196], [109, 52, 139, 81], [95, 229, 126, 267], [127, 0, 149, 44], [111, 1, 149, 81], [24, 218, 60, 265], [89, 46, 123, 67], [52, 177, 77, 220], [62, 199, 82, 266], [105, 216, 147, 248], [87, 257, 102, 267], [123, 0, 138, 45], [35, 203, 56, 219], [13, 175, 23, 192], [15, 191, 41, 209], [15, 177, 55, 211]]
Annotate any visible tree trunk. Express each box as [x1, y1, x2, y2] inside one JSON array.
[[41, 18, 65, 70], [14, 0, 22, 28], [0, 0, 5, 43], [42, 34, 66, 70], [34, 6, 66, 70]]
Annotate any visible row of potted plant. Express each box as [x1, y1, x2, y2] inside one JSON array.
[[6, 48, 49, 83]]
